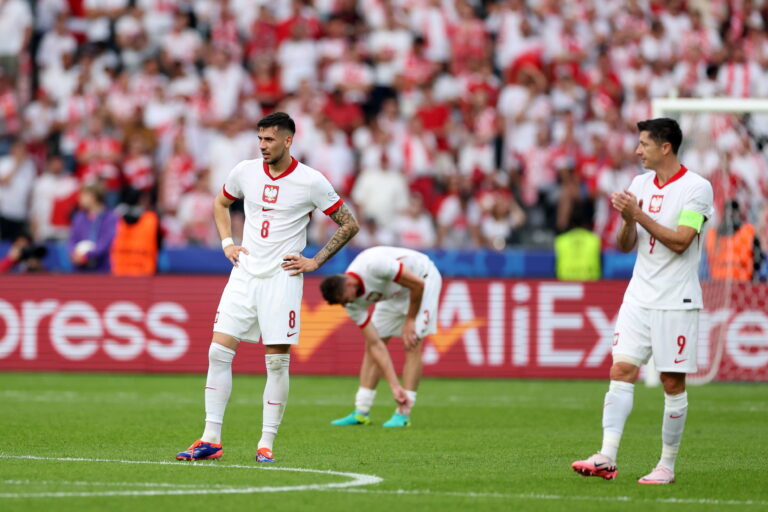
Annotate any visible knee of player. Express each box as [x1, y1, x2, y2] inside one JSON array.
[[265, 353, 290, 371], [609, 361, 639, 383], [659, 372, 686, 394]]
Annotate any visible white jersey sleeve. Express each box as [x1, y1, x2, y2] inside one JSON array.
[[310, 172, 343, 215], [222, 160, 248, 199], [682, 178, 715, 225], [345, 302, 370, 326]]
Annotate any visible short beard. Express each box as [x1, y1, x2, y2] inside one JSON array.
[[266, 150, 285, 165]]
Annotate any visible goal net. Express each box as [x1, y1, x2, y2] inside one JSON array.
[[647, 98, 768, 384]]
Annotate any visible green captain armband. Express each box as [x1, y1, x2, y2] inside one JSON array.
[[678, 209, 705, 232]]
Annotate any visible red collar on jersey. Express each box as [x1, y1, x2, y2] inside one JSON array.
[[653, 165, 687, 189], [263, 156, 299, 181], [346, 272, 365, 297]]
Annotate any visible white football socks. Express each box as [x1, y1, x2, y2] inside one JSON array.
[[354, 387, 376, 415], [599, 380, 635, 462], [402, 390, 417, 415], [201, 343, 235, 444], [258, 353, 290, 451], [659, 391, 688, 472]]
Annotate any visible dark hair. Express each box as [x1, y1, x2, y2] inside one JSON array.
[[81, 182, 107, 204], [320, 274, 347, 305], [257, 112, 295, 135], [636, 118, 683, 155]]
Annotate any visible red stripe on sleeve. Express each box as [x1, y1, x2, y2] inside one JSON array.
[[393, 262, 403, 282], [323, 199, 344, 215], [222, 185, 238, 201], [359, 311, 372, 329]]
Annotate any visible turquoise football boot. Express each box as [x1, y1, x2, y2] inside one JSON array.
[[382, 412, 411, 428], [331, 411, 371, 426]]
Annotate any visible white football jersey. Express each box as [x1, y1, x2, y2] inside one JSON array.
[[223, 157, 342, 277], [623, 166, 714, 310], [344, 246, 434, 326]]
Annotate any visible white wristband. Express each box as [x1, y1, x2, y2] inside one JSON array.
[[221, 237, 234, 249]]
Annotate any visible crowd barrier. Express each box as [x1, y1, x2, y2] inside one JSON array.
[[0, 242, 640, 278], [1, 276, 765, 381]]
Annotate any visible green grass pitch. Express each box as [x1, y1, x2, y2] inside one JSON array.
[[1, 372, 766, 511]]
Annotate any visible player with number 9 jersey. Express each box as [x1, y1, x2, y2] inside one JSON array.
[[623, 167, 714, 310], [572, 118, 714, 486]]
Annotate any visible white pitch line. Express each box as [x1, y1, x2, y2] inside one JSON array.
[[0, 454, 382, 499], [334, 488, 768, 507], [2, 480, 234, 489]]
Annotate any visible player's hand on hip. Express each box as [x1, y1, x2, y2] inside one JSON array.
[[224, 245, 249, 267], [281, 254, 319, 276]]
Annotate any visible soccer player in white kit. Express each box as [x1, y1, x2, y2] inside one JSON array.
[[176, 112, 359, 462], [319, 246, 442, 427], [572, 118, 714, 484]]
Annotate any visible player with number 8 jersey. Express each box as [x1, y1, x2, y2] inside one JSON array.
[[572, 118, 714, 485], [176, 112, 359, 464]]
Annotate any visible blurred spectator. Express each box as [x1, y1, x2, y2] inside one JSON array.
[[0, 0, 32, 78], [83, 0, 128, 45], [436, 174, 482, 249], [480, 188, 526, 250], [246, 6, 279, 62], [554, 200, 601, 281], [111, 187, 160, 275], [391, 192, 437, 249], [0, 75, 21, 143], [250, 57, 282, 113], [75, 115, 123, 205], [36, 12, 77, 71], [278, 23, 318, 94], [176, 169, 217, 246], [29, 153, 79, 242], [706, 200, 764, 282], [68, 182, 118, 272], [324, 43, 373, 104], [203, 47, 246, 122], [159, 134, 196, 215], [0, 140, 35, 240], [367, 6, 412, 87], [122, 134, 154, 193], [0, 232, 47, 273], [307, 116, 355, 195], [351, 152, 409, 230]]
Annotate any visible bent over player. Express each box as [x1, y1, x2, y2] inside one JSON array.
[[176, 112, 358, 462], [572, 118, 713, 484], [320, 246, 442, 427]]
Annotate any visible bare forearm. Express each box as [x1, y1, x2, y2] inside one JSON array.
[[213, 203, 232, 240], [314, 204, 359, 267], [366, 336, 400, 389], [407, 288, 423, 321], [634, 212, 692, 254], [616, 220, 638, 253]]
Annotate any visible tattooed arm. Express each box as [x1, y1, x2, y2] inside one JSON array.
[[281, 203, 359, 276]]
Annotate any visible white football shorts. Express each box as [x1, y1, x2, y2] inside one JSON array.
[[612, 302, 699, 373], [213, 265, 303, 345], [372, 261, 442, 340]]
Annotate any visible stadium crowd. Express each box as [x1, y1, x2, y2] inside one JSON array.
[[0, 0, 767, 261]]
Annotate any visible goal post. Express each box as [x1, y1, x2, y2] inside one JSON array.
[[643, 97, 768, 386]]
